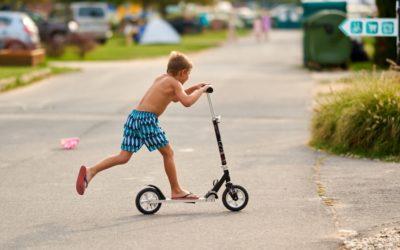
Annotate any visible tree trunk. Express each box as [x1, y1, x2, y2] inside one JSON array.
[[374, 0, 397, 67], [158, 1, 168, 18], [141, 0, 149, 11]]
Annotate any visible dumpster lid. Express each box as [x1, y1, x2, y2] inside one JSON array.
[[306, 9, 347, 23], [301, 0, 346, 3]]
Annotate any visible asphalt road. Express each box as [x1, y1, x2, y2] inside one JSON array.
[[0, 31, 340, 249]]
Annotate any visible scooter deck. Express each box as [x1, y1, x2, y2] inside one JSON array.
[[148, 197, 215, 204]]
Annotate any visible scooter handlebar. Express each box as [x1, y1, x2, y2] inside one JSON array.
[[206, 85, 214, 93]]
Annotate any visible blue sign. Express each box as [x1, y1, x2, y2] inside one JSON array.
[[340, 18, 398, 37]]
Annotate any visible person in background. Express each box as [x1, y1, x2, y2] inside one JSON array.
[[227, 10, 237, 43], [253, 16, 263, 43], [134, 18, 146, 44], [262, 11, 272, 41], [123, 18, 138, 46]]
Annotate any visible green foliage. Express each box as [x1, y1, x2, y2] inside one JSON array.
[[311, 71, 400, 161], [56, 0, 214, 10]]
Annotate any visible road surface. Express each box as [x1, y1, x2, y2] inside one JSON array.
[[0, 31, 340, 249]]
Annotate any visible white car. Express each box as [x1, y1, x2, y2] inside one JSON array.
[[71, 2, 112, 44], [0, 11, 40, 50]]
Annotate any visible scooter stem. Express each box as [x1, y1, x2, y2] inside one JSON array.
[[206, 93, 216, 120], [206, 89, 227, 167]]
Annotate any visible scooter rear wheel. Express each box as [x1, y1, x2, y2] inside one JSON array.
[[222, 185, 249, 212], [135, 187, 162, 215]]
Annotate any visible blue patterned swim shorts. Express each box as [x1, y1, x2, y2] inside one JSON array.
[[121, 110, 169, 153]]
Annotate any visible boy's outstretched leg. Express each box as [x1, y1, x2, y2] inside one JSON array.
[[76, 150, 133, 195], [158, 144, 199, 199]]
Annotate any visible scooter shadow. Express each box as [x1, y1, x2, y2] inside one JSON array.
[[76, 211, 245, 234], [128, 211, 242, 225], [121, 210, 243, 221]]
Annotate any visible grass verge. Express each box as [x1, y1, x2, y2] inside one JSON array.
[[49, 30, 249, 61], [0, 65, 78, 92], [310, 70, 400, 161]]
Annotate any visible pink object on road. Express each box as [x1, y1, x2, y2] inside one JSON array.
[[61, 137, 80, 150]]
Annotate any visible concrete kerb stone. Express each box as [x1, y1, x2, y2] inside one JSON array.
[[19, 68, 52, 84], [0, 77, 17, 91], [0, 68, 52, 91]]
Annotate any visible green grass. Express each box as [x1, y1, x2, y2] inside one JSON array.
[[0, 66, 38, 79], [310, 71, 400, 161], [49, 30, 249, 61], [349, 62, 375, 71], [0, 64, 78, 92]]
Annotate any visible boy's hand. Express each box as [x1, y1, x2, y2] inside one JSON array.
[[199, 84, 211, 93], [196, 83, 208, 89]]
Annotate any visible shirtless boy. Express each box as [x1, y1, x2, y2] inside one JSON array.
[[76, 51, 210, 200]]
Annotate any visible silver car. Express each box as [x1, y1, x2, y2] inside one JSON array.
[[71, 2, 112, 44], [0, 11, 40, 50]]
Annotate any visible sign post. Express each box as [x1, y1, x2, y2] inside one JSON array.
[[397, 0, 400, 64], [339, 18, 398, 37]]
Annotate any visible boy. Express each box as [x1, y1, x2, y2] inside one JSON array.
[[76, 51, 210, 200]]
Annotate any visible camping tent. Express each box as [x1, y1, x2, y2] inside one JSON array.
[[140, 17, 181, 44]]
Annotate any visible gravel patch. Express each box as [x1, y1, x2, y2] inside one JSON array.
[[343, 227, 400, 249]]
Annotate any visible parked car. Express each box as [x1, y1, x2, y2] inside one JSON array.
[[28, 10, 78, 44], [71, 2, 112, 44], [0, 11, 40, 50]]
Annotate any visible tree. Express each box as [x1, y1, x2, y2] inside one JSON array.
[[131, 0, 214, 16], [374, 0, 397, 67], [55, 0, 215, 16]]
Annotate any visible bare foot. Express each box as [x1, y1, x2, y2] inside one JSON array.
[[86, 167, 94, 184], [171, 189, 199, 199]]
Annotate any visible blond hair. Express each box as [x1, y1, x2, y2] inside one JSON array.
[[167, 51, 193, 75]]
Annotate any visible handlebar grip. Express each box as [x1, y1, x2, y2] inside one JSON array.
[[206, 86, 214, 93]]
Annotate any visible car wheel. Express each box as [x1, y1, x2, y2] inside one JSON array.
[[51, 33, 67, 44], [96, 38, 107, 45], [5, 40, 28, 51]]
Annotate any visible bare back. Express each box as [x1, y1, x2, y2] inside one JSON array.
[[136, 74, 177, 116]]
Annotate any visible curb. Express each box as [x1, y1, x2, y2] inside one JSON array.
[[19, 68, 52, 84], [0, 77, 17, 91], [0, 68, 52, 91]]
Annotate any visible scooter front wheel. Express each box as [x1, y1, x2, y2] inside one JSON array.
[[135, 187, 162, 215], [222, 185, 249, 212]]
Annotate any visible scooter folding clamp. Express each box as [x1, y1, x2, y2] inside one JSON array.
[[213, 115, 221, 123], [213, 179, 219, 186]]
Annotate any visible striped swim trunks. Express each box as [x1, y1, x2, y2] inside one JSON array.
[[121, 110, 169, 153]]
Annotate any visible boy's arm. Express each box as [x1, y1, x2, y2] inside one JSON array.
[[172, 81, 209, 107], [184, 83, 206, 95]]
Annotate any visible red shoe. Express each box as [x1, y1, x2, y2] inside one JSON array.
[[76, 166, 88, 195]]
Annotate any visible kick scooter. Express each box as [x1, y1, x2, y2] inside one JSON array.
[[135, 86, 249, 214]]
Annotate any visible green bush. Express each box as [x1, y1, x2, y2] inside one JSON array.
[[311, 71, 400, 160]]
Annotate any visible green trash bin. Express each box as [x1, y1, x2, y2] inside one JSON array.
[[303, 10, 351, 69]]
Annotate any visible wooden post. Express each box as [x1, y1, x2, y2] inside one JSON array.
[[397, 0, 400, 64]]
